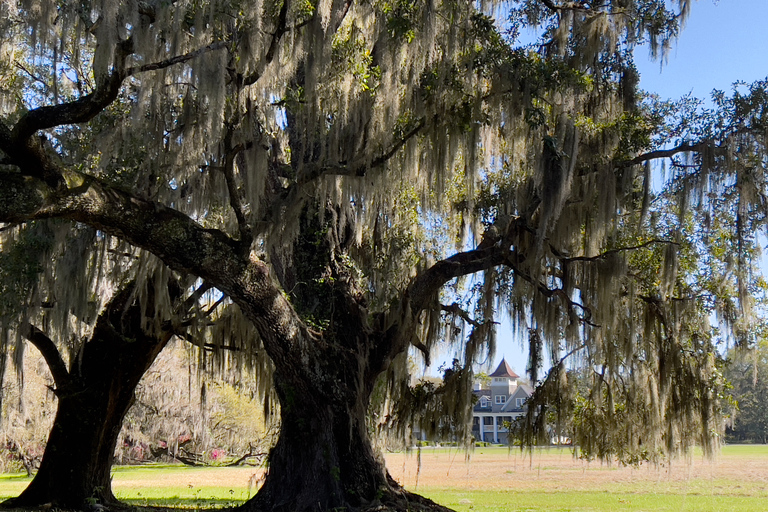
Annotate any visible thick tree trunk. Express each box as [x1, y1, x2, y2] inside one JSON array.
[[241, 354, 453, 512], [3, 291, 170, 509]]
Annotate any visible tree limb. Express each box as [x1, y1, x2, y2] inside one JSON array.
[[20, 322, 71, 392], [559, 239, 679, 263], [618, 140, 710, 167], [225, 445, 267, 466], [408, 245, 508, 313], [540, 0, 623, 15], [180, 281, 214, 314], [240, 0, 289, 87], [295, 118, 426, 186], [10, 39, 134, 145], [501, 256, 598, 327], [440, 303, 482, 328], [222, 127, 254, 250], [0, 169, 316, 377], [126, 40, 230, 76]]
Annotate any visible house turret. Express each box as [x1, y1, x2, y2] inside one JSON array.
[[489, 358, 518, 406]]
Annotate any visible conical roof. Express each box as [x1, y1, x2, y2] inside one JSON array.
[[489, 358, 519, 378]]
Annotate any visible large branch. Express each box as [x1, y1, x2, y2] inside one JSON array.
[[386, 216, 597, 371], [2, 39, 229, 188], [221, 129, 254, 249], [407, 246, 508, 313], [20, 322, 71, 392], [618, 140, 710, 167], [0, 170, 314, 373], [406, 214, 530, 313], [10, 39, 134, 145]]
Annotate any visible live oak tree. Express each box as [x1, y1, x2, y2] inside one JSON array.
[[3, 280, 177, 508], [1, 0, 767, 510], [0, 222, 261, 507]]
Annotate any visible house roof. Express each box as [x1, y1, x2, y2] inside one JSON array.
[[489, 358, 519, 378], [472, 389, 492, 411], [500, 385, 533, 412]]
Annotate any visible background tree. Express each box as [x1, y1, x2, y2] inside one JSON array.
[[119, 338, 275, 466], [725, 337, 768, 444], [1, 0, 766, 511]]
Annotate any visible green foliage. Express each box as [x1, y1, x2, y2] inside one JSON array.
[[288, 207, 337, 332], [381, 0, 419, 42], [331, 26, 381, 92]]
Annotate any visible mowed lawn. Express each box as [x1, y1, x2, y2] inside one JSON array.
[[0, 445, 766, 510]]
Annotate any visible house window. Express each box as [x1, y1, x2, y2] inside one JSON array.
[[495, 395, 506, 404], [480, 397, 488, 407], [516, 398, 526, 408]]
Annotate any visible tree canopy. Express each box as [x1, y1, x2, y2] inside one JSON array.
[[1, 0, 768, 510]]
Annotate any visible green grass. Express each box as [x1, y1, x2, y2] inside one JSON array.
[[0, 465, 253, 509], [421, 489, 768, 512]]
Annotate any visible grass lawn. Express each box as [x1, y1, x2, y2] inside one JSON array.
[[0, 445, 766, 510]]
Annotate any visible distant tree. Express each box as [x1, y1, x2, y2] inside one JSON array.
[[119, 339, 275, 466], [1, 0, 766, 510], [475, 372, 491, 389], [726, 342, 768, 444]]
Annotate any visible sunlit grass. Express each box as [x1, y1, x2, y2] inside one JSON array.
[[422, 489, 768, 512]]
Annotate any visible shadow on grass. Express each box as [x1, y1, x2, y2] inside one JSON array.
[[122, 497, 246, 509], [0, 474, 31, 482]]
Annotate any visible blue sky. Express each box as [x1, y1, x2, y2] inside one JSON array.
[[636, 0, 768, 100], [486, 0, 768, 378]]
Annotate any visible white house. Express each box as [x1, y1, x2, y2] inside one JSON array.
[[471, 359, 532, 443]]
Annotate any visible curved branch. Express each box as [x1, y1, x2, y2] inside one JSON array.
[[618, 140, 710, 167], [222, 129, 254, 249], [408, 246, 507, 313], [559, 239, 679, 263], [20, 322, 71, 392], [10, 39, 133, 144], [0, 170, 315, 375], [295, 118, 426, 186], [240, 0, 289, 86], [440, 303, 482, 328]]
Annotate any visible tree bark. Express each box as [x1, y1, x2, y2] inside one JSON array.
[[2, 287, 171, 509], [241, 338, 453, 512]]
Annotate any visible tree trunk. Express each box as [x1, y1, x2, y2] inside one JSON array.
[[3, 290, 170, 509], [242, 352, 453, 512]]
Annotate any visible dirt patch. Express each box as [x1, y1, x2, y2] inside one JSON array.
[[109, 447, 768, 496], [383, 447, 768, 494]]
